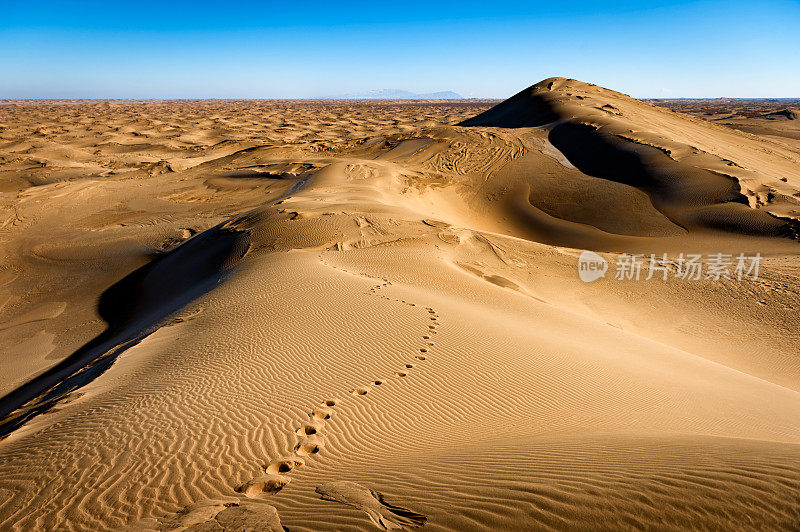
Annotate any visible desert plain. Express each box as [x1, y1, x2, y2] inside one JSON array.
[[0, 78, 799, 530]]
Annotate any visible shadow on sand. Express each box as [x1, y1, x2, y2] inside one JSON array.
[[0, 216, 254, 439]]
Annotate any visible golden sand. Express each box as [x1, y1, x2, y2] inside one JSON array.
[[0, 80, 799, 530]]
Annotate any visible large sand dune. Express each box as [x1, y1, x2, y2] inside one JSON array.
[[0, 81, 799, 530]]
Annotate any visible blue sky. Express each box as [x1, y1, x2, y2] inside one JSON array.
[[1, 0, 798, 98]]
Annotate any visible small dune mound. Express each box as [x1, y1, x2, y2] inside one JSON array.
[[213, 504, 284, 531], [316, 481, 427, 530], [135, 499, 284, 531]]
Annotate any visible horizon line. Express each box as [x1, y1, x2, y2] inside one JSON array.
[[2, 96, 799, 102]]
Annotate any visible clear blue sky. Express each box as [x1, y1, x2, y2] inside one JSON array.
[[2, 0, 798, 99]]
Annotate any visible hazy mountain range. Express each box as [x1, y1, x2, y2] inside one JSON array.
[[319, 89, 464, 100]]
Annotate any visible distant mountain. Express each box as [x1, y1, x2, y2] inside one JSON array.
[[320, 89, 464, 100]]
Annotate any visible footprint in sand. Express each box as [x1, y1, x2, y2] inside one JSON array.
[[316, 480, 427, 530], [234, 474, 291, 499], [233, 395, 334, 504], [310, 407, 333, 420], [294, 438, 323, 456], [302, 252, 442, 527], [297, 423, 321, 436], [263, 457, 304, 474]]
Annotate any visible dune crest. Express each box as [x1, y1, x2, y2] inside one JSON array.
[[460, 77, 800, 237]]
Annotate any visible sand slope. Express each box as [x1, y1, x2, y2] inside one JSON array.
[[0, 86, 799, 530]]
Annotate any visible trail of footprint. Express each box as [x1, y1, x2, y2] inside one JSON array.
[[231, 248, 443, 525], [317, 248, 440, 385]]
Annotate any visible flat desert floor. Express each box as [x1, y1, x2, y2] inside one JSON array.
[[1, 79, 799, 530]]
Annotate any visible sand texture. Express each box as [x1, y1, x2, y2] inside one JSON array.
[[0, 80, 799, 530]]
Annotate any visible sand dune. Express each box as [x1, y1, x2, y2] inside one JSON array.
[[0, 81, 799, 530]]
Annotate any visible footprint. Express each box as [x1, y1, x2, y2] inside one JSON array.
[[263, 457, 304, 474], [294, 438, 322, 455], [235, 474, 291, 499], [372, 380, 383, 385], [422, 335, 430, 340], [310, 408, 333, 420], [405, 364, 414, 369], [351, 387, 369, 396], [419, 348, 427, 353], [322, 399, 337, 407], [396, 372, 407, 377], [297, 423, 321, 436], [416, 355, 426, 361], [316, 481, 427, 530]]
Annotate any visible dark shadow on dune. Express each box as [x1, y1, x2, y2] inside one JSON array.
[[548, 123, 654, 189], [546, 123, 795, 237], [458, 90, 797, 240], [222, 171, 301, 179], [0, 216, 254, 439], [548, 123, 740, 206], [457, 91, 557, 128]]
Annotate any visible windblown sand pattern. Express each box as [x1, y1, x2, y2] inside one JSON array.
[[0, 80, 799, 530]]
